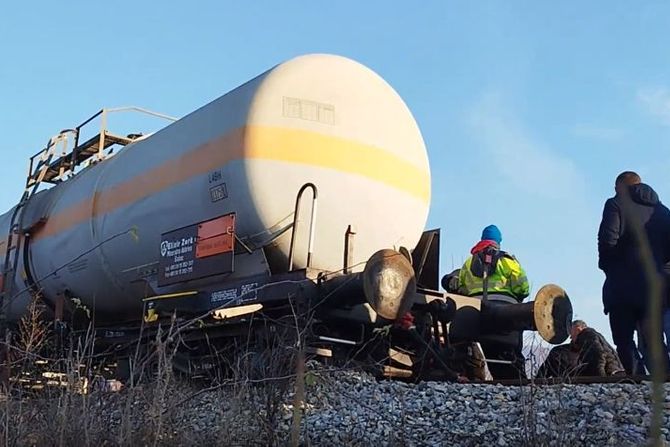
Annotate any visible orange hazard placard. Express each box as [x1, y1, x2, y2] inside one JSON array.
[[196, 214, 235, 259], [196, 234, 234, 258]]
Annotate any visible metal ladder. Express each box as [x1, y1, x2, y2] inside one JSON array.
[[0, 134, 62, 327], [0, 132, 62, 385]]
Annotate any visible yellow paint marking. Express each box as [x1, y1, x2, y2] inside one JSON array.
[[32, 126, 430, 241], [143, 291, 199, 302]]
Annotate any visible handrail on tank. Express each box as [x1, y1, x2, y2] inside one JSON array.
[[72, 106, 178, 152], [73, 106, 178, 129], [25, 106, 179, 188], [104, 106, 179, 122], [287, 183, 318, 272]]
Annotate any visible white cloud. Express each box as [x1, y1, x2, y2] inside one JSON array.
[[468, 92, 586, 200], [637, 86, 670, 126]]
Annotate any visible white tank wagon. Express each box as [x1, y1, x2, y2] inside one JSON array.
[[0, 54, 430, 323], [0, 54, 572, 383]]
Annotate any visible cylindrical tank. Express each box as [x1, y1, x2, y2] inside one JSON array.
[[0, 54, 431, 322]]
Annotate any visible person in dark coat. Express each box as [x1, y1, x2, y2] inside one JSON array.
[[597, 171, 670, 374], [570, 320, 625, 377], [535, 344, 579, 379]]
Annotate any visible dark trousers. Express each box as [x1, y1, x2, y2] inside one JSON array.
[[609, 308, 650, 374], [480, 331, 527, 380], [630, 310, 670, 374]]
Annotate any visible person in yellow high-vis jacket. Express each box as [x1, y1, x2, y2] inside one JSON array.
[[458, 225, 529, 301], [458, 225, 530, 379]]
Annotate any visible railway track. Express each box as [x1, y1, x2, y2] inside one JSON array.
[[485, 374, 670, 386]]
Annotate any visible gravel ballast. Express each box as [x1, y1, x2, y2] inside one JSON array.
[[4, 368, 669, 446]]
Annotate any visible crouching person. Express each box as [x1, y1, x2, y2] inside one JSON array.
[[535, 344, 579, 378], [570, 320, 625, 377]]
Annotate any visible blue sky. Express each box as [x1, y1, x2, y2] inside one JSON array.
[[2, 1, 670, 341]]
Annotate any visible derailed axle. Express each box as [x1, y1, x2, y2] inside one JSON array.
[[361, 248, 573, 345], [357, 248, 573, 379]]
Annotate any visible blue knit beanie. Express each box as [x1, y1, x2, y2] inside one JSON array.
[[481, 225, 502, 244]]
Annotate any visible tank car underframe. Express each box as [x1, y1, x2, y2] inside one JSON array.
[[0, 225, 575, 391], [18, 228, 573, 386]]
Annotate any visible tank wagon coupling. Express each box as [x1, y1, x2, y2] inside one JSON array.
[[0, 54, 574, 384]]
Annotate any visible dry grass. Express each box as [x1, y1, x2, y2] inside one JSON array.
[[0, 302, 309, 447]]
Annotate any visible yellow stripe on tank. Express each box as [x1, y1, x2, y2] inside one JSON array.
[[244, 126, 430, 202], [31, 125, 430, 241]]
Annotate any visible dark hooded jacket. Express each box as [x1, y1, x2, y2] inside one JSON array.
[[598, 183, 670, 313]]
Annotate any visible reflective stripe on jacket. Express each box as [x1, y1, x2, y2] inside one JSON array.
[[458, 252, 530, 301]]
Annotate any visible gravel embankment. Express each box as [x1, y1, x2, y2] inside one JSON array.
[[4, 369, 670, 446], [287, 371, 670, 446]]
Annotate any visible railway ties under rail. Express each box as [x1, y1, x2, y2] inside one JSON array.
[[485, 374, 670, 386]]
